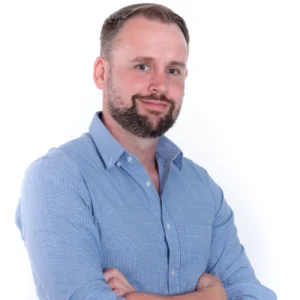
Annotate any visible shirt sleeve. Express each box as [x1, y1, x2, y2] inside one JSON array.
[[15, 151, 126, 300], [206, 175, 277, 300]]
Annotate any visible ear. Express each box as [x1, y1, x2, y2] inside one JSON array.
[[185, 68, 188, 79], [93, 56, 106, 89]]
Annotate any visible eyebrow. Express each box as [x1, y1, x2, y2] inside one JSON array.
[[130, 56, 186, 69], [130, 56, 154, 64], [169, 60, 186, 69]]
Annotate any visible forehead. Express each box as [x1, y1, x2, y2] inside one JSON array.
[[112, 16, 188, 63]]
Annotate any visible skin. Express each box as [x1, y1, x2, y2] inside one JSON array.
[[103, 268, 227, 299], [94, 16, 227, 299], [94, 16, 188, 192]]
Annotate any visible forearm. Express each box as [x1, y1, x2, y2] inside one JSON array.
[[125, 290, 213, 300]]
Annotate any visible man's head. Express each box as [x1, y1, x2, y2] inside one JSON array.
[[94, 3, 189, 138]]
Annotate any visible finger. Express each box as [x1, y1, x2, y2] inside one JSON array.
[[103, 267, 119, 282], [107, 277, 125, 290], [114, 288, 127, 297], [106, 275, 134, 291], [197, 273, 217, 289], [106, 278, 134, 297], [104, 268, 132, 288], [115, 271, 134, 289], [103, 267, 135, 292]]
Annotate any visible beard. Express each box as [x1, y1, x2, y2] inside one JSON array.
[[106, 74, 182, 138]]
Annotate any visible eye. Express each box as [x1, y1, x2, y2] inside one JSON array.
[[136, 64, 149, 71], [168, 68, 180, 75]]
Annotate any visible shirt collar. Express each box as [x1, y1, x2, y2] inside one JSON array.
[[156, 136, 183, 170], [89, 111, 183, 170]]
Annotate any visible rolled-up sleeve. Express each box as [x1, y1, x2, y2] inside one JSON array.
[[15, 151, 125, 300], [206, 176, 277, 300]]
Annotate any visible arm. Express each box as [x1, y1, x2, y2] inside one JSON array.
[[15, 152, 126, 300], [104, 268, 226, 300], [125, 292, 202, 300], [125, 284, 224, 300], [16, 153, 224, 300], [206, 176, 277, 299]]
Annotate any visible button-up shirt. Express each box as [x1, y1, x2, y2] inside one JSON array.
[[15, 112, 276, 300]]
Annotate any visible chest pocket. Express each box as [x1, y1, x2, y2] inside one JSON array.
[[185, 224, 212, 278]]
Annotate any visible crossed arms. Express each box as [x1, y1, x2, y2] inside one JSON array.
[[16, 154, 276, 299], [104, 267, 226, 299]]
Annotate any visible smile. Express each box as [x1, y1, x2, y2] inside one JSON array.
[[139, 100, 169, 111]]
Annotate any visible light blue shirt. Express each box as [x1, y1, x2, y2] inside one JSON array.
[[15, 112, 276, 300]]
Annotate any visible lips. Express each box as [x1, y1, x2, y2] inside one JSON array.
[[139, 99, 169, 111]]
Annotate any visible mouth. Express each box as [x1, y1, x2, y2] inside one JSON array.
[[139, 99, 169, 111]]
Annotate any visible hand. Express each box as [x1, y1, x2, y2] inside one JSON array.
[[103, 267, 135, 297], [196, 273, 227, 299]]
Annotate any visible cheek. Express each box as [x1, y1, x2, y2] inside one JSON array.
[[169, 80, 185, 101], [116, 71, 148, 94]]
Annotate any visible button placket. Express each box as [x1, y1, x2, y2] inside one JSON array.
[[171, 268, 176, 277], [162, 206, 181, 294]]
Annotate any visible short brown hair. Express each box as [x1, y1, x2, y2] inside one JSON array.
[[100, 3, 190, 59]]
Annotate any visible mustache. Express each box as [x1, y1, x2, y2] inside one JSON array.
[[133, 93, 174, 105]]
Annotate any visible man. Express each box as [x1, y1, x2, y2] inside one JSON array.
[[15, 3, 276, 300]]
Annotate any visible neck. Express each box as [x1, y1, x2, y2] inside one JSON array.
[[101, 110, 159, 172]]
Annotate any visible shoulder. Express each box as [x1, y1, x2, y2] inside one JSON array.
[[181, 156, 211, 186], [23, 133, 98, 188], [181, 156, 225, 211]]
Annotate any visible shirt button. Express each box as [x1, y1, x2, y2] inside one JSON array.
[[146, 181, 151, 187], [127, 156, 133, 163], [171, 269, 176, 276], [116, 161, 121, 167], [166, 223, 171, 230]]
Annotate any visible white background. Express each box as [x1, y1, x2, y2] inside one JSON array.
[[1, 1, 299, 299]]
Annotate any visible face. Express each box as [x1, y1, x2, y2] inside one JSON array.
[[96, 16, 188, 138]]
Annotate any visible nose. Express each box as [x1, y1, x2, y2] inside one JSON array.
[[148, 71, 168, 95]]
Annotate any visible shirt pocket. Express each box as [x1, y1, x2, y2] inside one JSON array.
[[185, 224, 212, 278]]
